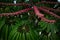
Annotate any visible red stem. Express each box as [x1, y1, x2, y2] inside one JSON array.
[[0, 1, 60, 6], [0, 8, 32, 16], [33, 6, 44, 17], [39, 7, 60, 19], [36, 1, 60, 4], [0, 2, 31, 6], [0, 2, 57, 23], [41, 6, 60, 12], [0, 5, 56, 23], [33, 6, 55, 23], [41, 17, 55, 23]]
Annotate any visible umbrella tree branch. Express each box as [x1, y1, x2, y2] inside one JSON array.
[[41, 17, 55, 23], [33, 6, 55, 23], [0, 1, 60, 6], [0, 1, 58, 23], [36, 1, 60, 4], [39, 7, 60, 19], [0, 8, 32, 16], [0, 2, 31, 6], [41, 6, 60, 12], [0, 5, 56, 23]]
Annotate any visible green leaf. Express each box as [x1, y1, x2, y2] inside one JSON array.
[[0, 17, 5, 29]]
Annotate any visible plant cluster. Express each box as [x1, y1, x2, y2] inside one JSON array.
[[0, 0, 60, 40]]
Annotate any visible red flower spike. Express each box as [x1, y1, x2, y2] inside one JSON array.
[[39, 7, 60, 19], [33, 6, 44, 17], [41, 17, 56, 23], [33, 6, 55, 23], [0, 1, 60, 6], [41, 6, 60, 12], [0, 2, 31, 6], [0, 1, 59, 23], [0, 8, 32, 17], [36, 1, 60, 5]]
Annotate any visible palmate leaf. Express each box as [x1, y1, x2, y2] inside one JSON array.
[[8, 22, 21, 40], [38, 20, 59, 40], [8, 27, 39, 40], [0, 11, 39, 40], [38, 13, 58, 40], [0, 24, 9, 40], [8, 18, 39, 40], [0, 17, 6, 30], [38, 21, 47, 30]]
